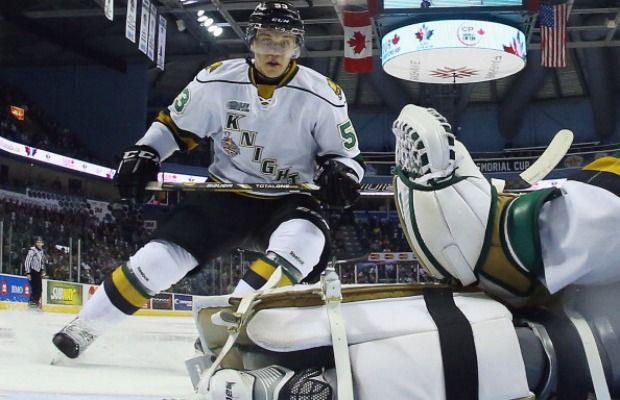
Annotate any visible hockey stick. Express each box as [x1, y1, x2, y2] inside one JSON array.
[[145, 181, 319, 193], [505, 129, 574, 190], [147, 130, 572, 195]]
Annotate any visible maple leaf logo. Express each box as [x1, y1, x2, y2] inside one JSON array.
[[503, 36, 525, 58], [347, 31, 367, 54], [503, 44, 516, 55], [392, 34, 400, 45], [415, 24, 434, 41], [477, 28, 485, 35]]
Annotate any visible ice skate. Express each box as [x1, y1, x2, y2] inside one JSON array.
[[52, 317, 97, 359]]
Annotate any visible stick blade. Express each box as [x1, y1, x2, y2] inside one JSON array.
[[519, 129, 573, 185]]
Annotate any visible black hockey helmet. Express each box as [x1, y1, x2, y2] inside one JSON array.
[[33, 236, 44, 244], [246, 1, 305, 49]]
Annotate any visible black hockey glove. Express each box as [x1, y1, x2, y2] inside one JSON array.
[[315, 159, 361, 208], [114, 145, 160, 204]]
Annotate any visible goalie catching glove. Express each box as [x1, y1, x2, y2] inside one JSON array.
[[114, 145, 160, 204], [315, 159, 361, 208]]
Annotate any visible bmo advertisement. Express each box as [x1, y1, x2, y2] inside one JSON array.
[[0, 274, 32, 303]]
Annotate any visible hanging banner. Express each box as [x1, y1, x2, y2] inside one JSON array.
[[147, 2, 158, 60], [138, 0, 150, 54], [157, 15, 167, 70], [104, 0, 114, 21], [125, 0, 137, 43], [343, 10, 373, 73]]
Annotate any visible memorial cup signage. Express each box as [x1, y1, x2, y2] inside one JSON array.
[[382, 20, 526, 84]]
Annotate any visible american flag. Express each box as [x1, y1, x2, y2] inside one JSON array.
[[539, 0, 574, 67]]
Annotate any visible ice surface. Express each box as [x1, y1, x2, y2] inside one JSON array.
[[0, 307, 198, 399]]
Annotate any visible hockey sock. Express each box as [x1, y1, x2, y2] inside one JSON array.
[[235, 254, 295, 292]]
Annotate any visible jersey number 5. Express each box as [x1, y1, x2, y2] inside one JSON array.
[[338, 120, 358, 151]]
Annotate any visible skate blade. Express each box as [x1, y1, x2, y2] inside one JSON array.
[[50, 351, 71, 365]]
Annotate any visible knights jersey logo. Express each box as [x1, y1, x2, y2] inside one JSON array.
[[326, 78, 343, 101]]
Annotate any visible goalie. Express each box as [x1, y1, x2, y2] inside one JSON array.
[[392, 104, 620, 302]]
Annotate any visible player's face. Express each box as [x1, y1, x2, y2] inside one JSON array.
[[252, 30, 298, 78], [35, 240, 44, 249]]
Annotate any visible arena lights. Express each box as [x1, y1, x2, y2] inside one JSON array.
[[208, 25, 223, 36], [195, 9, 222, 36], [199, 16, 214, 27]]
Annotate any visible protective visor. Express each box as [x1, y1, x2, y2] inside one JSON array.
[[252, 29, 300, 57]]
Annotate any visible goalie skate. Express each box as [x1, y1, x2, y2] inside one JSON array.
[[52, 317, 97, 359]]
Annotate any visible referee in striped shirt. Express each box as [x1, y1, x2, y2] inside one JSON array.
[[24, 236, 47, 308]]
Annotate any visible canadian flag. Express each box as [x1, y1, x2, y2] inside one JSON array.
[[343, 10, 373, 73]]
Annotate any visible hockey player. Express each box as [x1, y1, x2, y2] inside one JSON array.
[[52, 1, 364, 359], [392, 104, 620, 304]]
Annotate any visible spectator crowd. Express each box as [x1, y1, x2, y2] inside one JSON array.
[[1, 190, 426, 296]]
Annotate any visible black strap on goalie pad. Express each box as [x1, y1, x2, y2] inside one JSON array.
[[424, 288, 478, 400], [518, 307, 590, 400]]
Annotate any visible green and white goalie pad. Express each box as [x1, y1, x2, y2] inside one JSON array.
[[193, 284, 532, 400]]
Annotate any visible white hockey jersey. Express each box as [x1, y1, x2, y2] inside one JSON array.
[[139, 58, 363, 193]]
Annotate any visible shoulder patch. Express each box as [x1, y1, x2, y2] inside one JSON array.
[[206, 61, 223, 73], [326, 78, 343, 101]]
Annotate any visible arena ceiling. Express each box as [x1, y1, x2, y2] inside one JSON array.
[[0, 0, 619, 120]]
